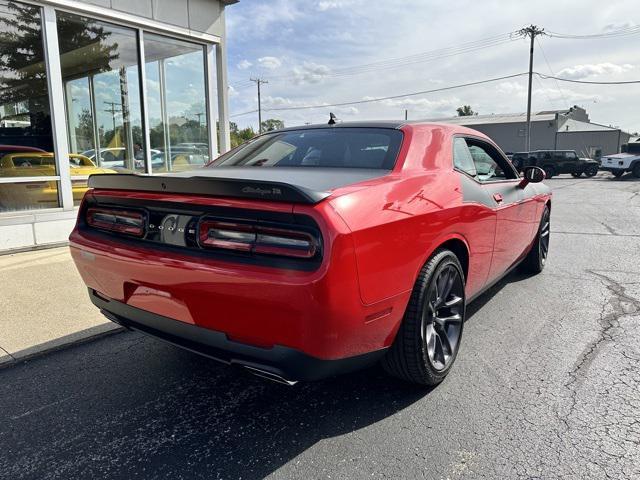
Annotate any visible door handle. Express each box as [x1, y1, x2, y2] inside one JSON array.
[[493, 193, 503, 203]]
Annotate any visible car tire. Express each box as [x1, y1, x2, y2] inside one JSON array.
[[633, 163, 640, 179], [584, 165, 598, 177], [612, 170, 624, 178], [381, 249, 465, 386], [543, 166, 555, 179], [521, 205, 550, 274], [571, 172, 581, 178]]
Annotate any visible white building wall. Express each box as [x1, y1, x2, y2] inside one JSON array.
[[72, 0, 226, 36]]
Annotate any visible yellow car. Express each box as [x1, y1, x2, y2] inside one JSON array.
[[0, 152, 116, 210]]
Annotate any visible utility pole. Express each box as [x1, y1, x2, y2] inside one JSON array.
[[250, 77, 268, 133], [103, 101, 122, 146], [518, 24, 545, 152]]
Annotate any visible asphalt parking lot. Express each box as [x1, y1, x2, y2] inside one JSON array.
[[1, 172, 639, 480]]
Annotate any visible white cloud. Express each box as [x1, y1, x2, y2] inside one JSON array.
[[497, 81, 525, 95], [292, 62, 331, 84], [262, 96, 328, 109], [534, 87, 609, 104], [333, 106, 359, 116], [365, 96, 461, 115], [258, 56, 283, 70], [316, 0, 363, 11], [227, 0, 640, 133], [227, 0, 301, 37], [317, 1, 340, 10], [603, 21, 637, 32], [556, 63, 634, 80], [237, 59, 252, 70], [228, 85, 239, 98]]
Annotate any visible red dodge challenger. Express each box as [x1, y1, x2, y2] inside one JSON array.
[[70, 122, 551, 385]]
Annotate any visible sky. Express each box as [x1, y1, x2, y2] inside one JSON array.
[[225, 0, 640, 134]]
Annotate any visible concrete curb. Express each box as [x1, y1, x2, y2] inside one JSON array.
[[0, 323, 125, 369]]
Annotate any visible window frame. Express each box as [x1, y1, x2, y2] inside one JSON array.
[[451, 134, 520, 184], [0, 0, 226, 218]]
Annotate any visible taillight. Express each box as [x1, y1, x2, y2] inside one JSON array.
[[199, 220, 318, 258], [86, 208, 145, 237]]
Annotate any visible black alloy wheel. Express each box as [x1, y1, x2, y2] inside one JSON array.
[[521, 205, 550, 273], [543, 166, 555, 179], [539, 208, 550, 265], [423, 264, 465, 371], [382, 249, 466, 385], [584, 165, 598, 177]]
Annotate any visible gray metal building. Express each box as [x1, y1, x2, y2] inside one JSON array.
[[435, 106, 631, 159]]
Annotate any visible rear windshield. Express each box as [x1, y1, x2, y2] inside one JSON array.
[[209, 128, 403, 169]]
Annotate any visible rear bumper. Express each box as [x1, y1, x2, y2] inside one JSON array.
[[89, 288, 387, 383]]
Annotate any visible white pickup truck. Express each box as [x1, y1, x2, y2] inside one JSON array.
[[600, 143, 640, 178]]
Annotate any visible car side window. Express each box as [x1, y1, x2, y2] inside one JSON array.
[[453, 137, 477, 177], [465, 139, 517, 182]]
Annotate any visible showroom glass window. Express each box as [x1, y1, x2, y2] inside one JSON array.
[[0, 1, 57, 212], [144, 33, 210, 173], [57, 11, 144, 206]]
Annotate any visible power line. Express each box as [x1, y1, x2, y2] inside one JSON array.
[[535, 73, 640, 85], [277, 34, 520, 79], [230, 31, 522, 90], [535, 38, 568, 109], [230, 25, 640, 90], [230, 73, 530, 116], [547, 24, 640, 40], [230, 109, 259, 118], [229, 71, 640, 120]]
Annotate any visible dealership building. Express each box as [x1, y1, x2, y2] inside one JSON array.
[[0, 0, 237, 252], [436, 106, 631, 159]]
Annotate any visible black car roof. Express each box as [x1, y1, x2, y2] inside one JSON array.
[[276, 121, 406, 132]]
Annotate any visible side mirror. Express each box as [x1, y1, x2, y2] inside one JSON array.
[[519, 166, 545, 188]]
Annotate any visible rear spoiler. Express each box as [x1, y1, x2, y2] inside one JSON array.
[[87, 174, 331, 204]]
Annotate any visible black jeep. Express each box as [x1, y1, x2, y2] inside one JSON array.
[[511, 150, 599, 179]]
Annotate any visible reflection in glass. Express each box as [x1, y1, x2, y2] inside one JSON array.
[[0, 0, 58, 211], [144, 33, 209, 172], [57, 12, 143, 173], [0, 180, 60, 211]]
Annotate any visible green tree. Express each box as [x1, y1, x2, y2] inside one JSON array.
[[226, 121, 256, 148], [0, 3, 118, 107], [261, 118, 285, 132], [456, 105, 477, 116]]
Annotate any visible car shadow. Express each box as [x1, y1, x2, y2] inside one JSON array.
[[544, 173, 639, 182], [590, 173, 640, 182], [0, 333, 429, 479]]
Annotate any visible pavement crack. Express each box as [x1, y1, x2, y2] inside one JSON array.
[[562, 270, 640, 419]]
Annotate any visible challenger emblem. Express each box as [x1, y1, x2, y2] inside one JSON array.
[[242, 186, 282, 196]]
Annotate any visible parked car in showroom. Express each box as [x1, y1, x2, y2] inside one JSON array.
[[0, 144, 46, 160], [0, 152, 115, 209], [600, 142, 640, 178], [511, 149, 599, 178], [70, 122, 551, 386]]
